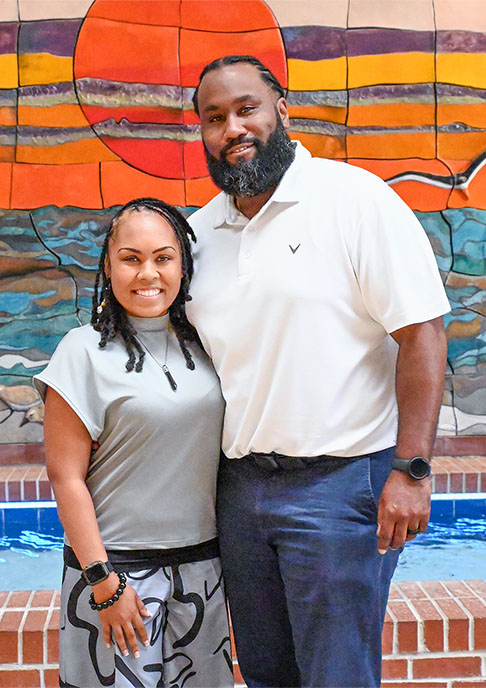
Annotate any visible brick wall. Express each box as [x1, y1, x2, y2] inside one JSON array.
[[1, 582, 485, 688]]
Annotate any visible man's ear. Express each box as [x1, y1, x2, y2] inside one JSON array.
[[277, 97, 290, 129]]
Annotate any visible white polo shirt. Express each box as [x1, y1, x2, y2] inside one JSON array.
[[187, 143, 450, 459]]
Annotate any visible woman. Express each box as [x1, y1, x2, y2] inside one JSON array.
[[34, 198, 233, 687]]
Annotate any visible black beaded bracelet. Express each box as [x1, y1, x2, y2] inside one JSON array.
[[89, 572, 127, 611]]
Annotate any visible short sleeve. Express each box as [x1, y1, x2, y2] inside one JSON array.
[[33, 327, 104, 440], [350, 175, 451, 333]]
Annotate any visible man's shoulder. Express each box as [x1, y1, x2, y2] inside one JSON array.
[[188, 191, 225, 233]]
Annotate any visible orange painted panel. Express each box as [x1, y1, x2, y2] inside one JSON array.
[[179, 28, 287, 87], [348, 104, 435, 127], [181, 0, 277, 31], [101, 161, 186, 208], [347, 133, 436, 159], [385, 180, 450, 211], [82, 106, 183, 126], [438, 132, 486, 160], [0, 107, 16, 126], [75, 19, 180, 85], [18, 104, 90, 127], [0, 163, 12, 208], [87, 0, 181, 26], [184, 109, 200, 125], [437, 104, 486, 128], [11, 163, 102, 209], [289, 132, 345, 159], [98, 139, 183, 178], [347, 158, 451, 180], [16, 139, 119, 164], [448, 165, 486, 210], [288, 105, 347, 124], [183, 140, 208, 179], [185, 176, 220, 207], [0, 147, 14, 162]]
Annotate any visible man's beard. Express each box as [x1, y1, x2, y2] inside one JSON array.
[[204, 116, 296, 197]]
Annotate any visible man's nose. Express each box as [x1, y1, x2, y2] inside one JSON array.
[[224, 113, 246, 140]]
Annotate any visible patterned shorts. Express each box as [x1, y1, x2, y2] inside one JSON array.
[[59, 554, 233, 687]]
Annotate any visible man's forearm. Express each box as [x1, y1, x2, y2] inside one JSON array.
[[391, 316, 448, 460]]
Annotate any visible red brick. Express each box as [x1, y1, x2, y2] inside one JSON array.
[[435, 598, 470, 651], [397, 581, 427, 600], [382, 616, 394, 655], [233, 662, 245, 685], [481, 473, 486, 492], [452, 682, 486, 687], [53, 591, 61, 607], [467, 580, 486, 597], [44, 669, 60, 688], [421, 581, 451, 598], [0, 669, 42, 687], [383, 683, 448, 688], [388, 584, 405, 601], [412, 598, 444, 652], [22, 609, 48, 664], [0, 610, 23, 663], [7, 480, 21, 501], [450, 473, 464, 492], [7, 591, 30, 608], [444, 581, 478, 598], [382, 659, 408, 679], [433, 473, 448, 493], [38, 480, 53, 500], [0, 592, 8, 607], [47, 609, 60, 663], [0, 482, 5, 501], [413, 656, 481, 679], [23, 480, 37, 500], [31, 590, 55, 608], [459, 597, 486, 649], [388, 601, 418, 652], [465, 472, 479, 492]]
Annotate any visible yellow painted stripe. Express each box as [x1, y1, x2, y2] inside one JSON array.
[[348, 53, 434, 89], [0, 55, 19, 88], [288, 57, 347, 91], [19, 54, 73, 86], [437, 53, 486, 89]]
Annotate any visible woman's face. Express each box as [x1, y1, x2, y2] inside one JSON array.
[[105, 208, 183, 318]]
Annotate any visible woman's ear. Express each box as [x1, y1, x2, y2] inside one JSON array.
[[104, 255, 110, 279]]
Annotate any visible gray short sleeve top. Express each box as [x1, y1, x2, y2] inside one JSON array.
[[34, 315, 224, 550]]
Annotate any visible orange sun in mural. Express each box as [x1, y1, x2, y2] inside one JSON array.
[[74, 0, 287, 180]]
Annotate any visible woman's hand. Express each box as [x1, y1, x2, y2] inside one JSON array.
[[92, 573, 152, 658]]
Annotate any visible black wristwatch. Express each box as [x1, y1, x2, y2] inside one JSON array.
[[392, 456, 431, 480], [81, 560, 114, 586]]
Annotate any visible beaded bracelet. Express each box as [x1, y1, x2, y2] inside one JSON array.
[[89, 572, 127, 611]]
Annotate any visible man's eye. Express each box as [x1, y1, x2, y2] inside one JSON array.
[[208, 114, 222, 123], [240, 106, 255, 115]]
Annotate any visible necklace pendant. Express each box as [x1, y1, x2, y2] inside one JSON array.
[[162, 364, 177, 392]]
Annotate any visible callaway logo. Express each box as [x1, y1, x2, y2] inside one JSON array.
[[289, 243, 301, 254]]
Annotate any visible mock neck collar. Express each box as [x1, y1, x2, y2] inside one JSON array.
[[127, 313, 169, 332]]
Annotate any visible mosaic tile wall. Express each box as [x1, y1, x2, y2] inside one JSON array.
[[0, 0, 485, 445]]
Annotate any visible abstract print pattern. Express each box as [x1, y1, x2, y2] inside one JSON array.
[[59, 558, 232, 688]]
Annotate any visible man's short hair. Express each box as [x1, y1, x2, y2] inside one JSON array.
[[192, 55, 286, 116]]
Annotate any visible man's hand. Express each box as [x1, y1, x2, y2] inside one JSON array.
[[376, 470, 431, 554]]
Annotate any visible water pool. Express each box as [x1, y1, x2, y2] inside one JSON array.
[[1, 495, 485, 590]]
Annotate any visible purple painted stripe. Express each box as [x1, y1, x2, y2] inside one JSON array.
[[347, 28, 434, 56], [282, 26, 346, 61], [437, 30, 486, 53], [437, 84, 486, 99], [19, 82, 75, 98], [349, 83, 434, 100], [18, 19, 81, 57], [0, 23, 18, 55]]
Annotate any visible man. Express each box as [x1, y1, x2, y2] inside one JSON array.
[[186, 55, 450, 688]]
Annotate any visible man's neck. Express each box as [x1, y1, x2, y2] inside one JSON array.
[[234, 187, 276, 220]]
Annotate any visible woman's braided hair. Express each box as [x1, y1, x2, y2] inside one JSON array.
[[91, 197, 199, 373]]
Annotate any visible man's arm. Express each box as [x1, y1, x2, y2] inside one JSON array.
[[376, 316, 447, 554]]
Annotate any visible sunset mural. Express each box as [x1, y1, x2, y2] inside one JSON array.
[[0, 0, 485, 445]]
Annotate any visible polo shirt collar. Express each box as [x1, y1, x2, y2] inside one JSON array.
[[212, 141, 311, 229]]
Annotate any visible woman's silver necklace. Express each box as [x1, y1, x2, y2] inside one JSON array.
[[136, 326, 177, 392]]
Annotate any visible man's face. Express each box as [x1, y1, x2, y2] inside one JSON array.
[[197, 63, 295, 196]]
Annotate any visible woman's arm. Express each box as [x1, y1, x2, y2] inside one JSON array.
[[44, 387, 150, 657]]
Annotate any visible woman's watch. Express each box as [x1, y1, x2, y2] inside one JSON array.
[[392, 456, 431, 480], [81, 560, 114, 586]]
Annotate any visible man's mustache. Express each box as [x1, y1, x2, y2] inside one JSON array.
[[221, 136, 260, 159]]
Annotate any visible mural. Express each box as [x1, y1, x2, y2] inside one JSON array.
[[0, 0, 485, 445]]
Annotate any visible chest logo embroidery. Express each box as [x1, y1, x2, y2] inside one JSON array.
[[289, 243, 301, 254]]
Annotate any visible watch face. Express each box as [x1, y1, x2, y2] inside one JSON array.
[[83, 561, 109, 584], [410, 456, 431, 479]]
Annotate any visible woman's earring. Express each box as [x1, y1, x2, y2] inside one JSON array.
[[97, 281, 111, 314]]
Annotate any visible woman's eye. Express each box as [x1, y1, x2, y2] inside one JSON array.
[[157, 255, 170, 262], [123, 256, 139, 262]]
